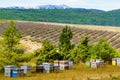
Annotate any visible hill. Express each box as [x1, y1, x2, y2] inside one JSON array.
[[1, 21, 120, 50], [1, 8, 120, 26]]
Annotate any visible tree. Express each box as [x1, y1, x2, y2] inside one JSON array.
[[59, 25, 74, 59], [69, 36, 90, 63], [2, 21, 21, 52], [35, 40, 62, 65], [89, 38, 117, 62], [0, 21, 23, 71]]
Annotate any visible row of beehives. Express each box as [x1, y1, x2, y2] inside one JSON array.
[[85, 59, 104, 68], [4, 65, 32, 78], [36, 60, 73, 73], [85, 58, 120, 68], [4, 60, 73, 77], [4, 65, 32, 77]]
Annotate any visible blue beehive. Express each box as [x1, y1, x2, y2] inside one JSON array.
[[12, 68, 24, 78], [12, 71, 17, 78]]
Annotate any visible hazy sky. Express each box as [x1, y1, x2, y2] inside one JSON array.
[[0, 0, 120, 11]]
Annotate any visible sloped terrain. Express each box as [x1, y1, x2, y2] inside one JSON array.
[[1, 21, 120, 50], [1, 9, 120, 26]]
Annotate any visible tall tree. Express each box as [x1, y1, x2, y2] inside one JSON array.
[[70, 36, 90, 63], [59, 25, 74, 59], [2, 21, 21, 52], [0, 21, 23, 70]]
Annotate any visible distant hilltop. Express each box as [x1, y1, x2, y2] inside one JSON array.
[[1, 4, 71, 9], [38, 4, 71, 9]]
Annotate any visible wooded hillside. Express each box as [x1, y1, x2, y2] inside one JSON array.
[[0, 9, 120, 26]]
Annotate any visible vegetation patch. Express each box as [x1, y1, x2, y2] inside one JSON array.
[[0, 21, 120, 79]]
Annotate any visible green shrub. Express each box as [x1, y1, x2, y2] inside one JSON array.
[[20, 54, 34, 62], [89, 38, 117, 62], [35, 40, 62, 65], [69, 36, 90, 63]]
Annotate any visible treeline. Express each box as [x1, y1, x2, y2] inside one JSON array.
[[1, 8, 120, 26], [35, 26, 118, 64], [0, 21, 119, 71]]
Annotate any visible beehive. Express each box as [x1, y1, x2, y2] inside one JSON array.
[[59, 60, 69, 70], [91, 62, 98, 68], [68, 61, 73, 69], [96, 59, 104, 68], [54, 60, 59, 66], [20, 66, 32, 74], [85, 62, 91, 68], [43, 62, 53, 73], [11, 68, 24, 77], [4, 65, 16, 77], [112, 58, 117, 66], [36, 65, 43, 73]]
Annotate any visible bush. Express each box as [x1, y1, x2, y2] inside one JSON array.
[[14, 48, 25, 54], [20, 54, 34, 62], [69, 36, 90, 63], [35, 40, 63, 65], [69, 37, 118, 64], [89, 38, 118, 62]]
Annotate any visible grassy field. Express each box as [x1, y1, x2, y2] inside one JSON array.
[[1, 20, 120, 80], [1, 63, 120, 80]]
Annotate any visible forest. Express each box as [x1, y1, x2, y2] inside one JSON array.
[[0, 8, 120, 26]]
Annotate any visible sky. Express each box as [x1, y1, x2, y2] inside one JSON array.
[[0, 0, 120, 11]]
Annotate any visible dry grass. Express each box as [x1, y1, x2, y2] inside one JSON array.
[[18, 36, 42, 53], [1, 63, 120, 80], [0, 20, 8, 22], [0, 36, 42, 53]]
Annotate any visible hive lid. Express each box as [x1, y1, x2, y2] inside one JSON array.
[[4, 65, 16, 68]]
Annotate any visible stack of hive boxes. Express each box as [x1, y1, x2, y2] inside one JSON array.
[[54, 60, 73, 70], [42, 62, 53, 73], [36, 65, 44, 73], [20, 66, 32, 74]]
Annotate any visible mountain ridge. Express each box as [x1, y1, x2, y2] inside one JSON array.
[[0, 4, 71, 9], [38, 4, 71, 9]]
